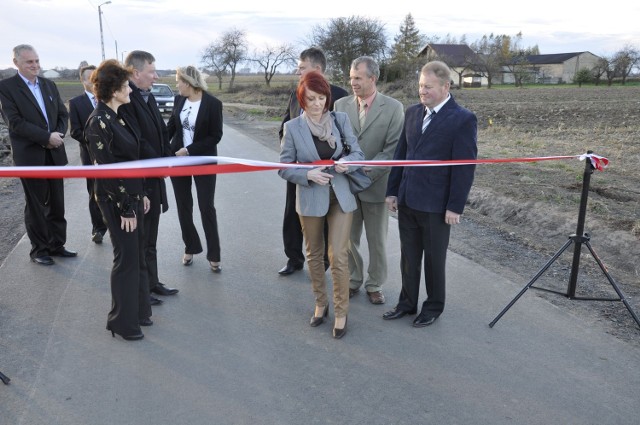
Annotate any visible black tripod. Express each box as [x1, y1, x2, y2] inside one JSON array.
[[0, 371, 8, 385], [489, 152, 640, 329]]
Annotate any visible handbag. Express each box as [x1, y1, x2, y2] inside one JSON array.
[[331, 112, 372, 194]]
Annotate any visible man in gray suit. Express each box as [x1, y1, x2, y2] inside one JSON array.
[[334, 56, 404, 305]]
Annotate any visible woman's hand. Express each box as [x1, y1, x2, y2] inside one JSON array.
[[175, 148, 189, 156], [334, 159, 350, 174], [121, 216, 137, 232], [143, 196, 150, 214], [307, 166, 333, 185]]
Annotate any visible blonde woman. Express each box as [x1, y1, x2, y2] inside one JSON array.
[[167, 66, 223, 272]]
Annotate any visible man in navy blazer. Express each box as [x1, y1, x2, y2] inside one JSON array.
[[383, 61, 477, 327], [120, 50, 178, 302], [0, 44, 76, 266], [69, 64, 107, 243]]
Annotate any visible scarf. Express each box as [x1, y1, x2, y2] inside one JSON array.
[[304, 111, 336, 149]]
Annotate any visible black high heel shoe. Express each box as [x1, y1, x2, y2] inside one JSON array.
[[310, 305, 329, 327], [333, 316, 348, 339], [209, 261, 222, 273], [107, 325, 144, 341]]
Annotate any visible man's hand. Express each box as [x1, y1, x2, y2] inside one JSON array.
[[143, 196, 151, 214], [385, 196, 398, 212], [48, 132, 65, 148], [445, 210, 461, 225]]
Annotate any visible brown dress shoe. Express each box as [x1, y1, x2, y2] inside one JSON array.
[[367, 291, 385, 304]]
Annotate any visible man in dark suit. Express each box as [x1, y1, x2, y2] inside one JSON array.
[[120, 50, 178, 303], [0, 44, 76, 266], [383, 61, 477, 327], [334, 56, 404, 305], [277, 47, 348, 275], [68, 64, 107, 243]]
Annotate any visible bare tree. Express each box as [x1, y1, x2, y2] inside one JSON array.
[[591, 56, 611, 86], [249, 43, 297, 86], [612, 44, 640, 85], [220, 28, 248, 90], [469, 34, 507, 88], [201, 42, 228, 90], [309, 16, 388, 85]]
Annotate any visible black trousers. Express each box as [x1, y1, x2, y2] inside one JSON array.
[[396, 206, 450, 315], [99, 200, 151, 338], [282, 181, 329, 268], [20, 152, 66, 258], [170, 174, 220, 262], [144, 178, 162, 289], [80, 144, 106, 236]]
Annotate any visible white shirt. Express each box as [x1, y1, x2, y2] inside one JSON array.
[[180, 99, 201, 148]]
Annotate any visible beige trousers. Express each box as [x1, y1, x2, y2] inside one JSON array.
[[299, 191, 352, 318]]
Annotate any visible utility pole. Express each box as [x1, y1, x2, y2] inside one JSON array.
[[98, 1, 112, 61]]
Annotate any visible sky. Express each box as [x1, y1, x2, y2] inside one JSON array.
[[1, 0, 638, 71]]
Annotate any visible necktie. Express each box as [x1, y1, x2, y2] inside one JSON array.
[[359, 100, 367, 129], [422, 109, 435, 133], [91, 95, 97, 108]]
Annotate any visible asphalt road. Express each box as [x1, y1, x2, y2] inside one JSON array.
[[1, 125, 639, 425]]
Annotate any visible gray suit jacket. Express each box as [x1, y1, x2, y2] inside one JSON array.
[[334, 92, 404, 202], [278, 111, 365, 217]]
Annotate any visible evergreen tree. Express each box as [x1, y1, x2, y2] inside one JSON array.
[[389, 13, 424, 80]]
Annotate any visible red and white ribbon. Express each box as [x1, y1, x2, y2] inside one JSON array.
[[0, 153, 607, 179]]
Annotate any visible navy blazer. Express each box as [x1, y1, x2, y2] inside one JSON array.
[[69, 92, 94, 165], [167, 91, 223, 156], [386, 96, 477, 214], [119, 81, 171, 211], [0, 73, 68, 166]]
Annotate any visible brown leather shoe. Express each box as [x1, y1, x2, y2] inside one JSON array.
[[348, 288, 359, 298], [367, 291, 385, 304]]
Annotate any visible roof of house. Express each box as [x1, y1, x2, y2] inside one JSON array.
[[419, 44, 477, 67], [524, 52, 589, 64]]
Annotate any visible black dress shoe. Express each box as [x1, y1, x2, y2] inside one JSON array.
[[382, 307, 416, 320], [151, 283, 179, 296], [310, 305, 329, 327], [92, 231, 104, 244], [149, 296, 163, 306], [413, 314, 439, 328], [278, 263, 303, 275], [349, 288, 359, 298], [32, 255, 54, 266], [50, 248, 78, 257], [139, 318, 153, 326]]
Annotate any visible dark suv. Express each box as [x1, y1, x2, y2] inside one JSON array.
[[151, 83, 175, 115]]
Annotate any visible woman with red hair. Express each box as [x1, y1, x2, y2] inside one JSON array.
[[279, 71, 364, 339]]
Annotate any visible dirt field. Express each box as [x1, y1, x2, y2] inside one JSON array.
[[1, 83, 639, 345]]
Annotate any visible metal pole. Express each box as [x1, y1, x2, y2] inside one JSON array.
[[98, 1, 112, 61]]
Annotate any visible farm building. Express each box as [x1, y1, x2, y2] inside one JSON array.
[[42, 69, 60, 79], [501, 52, 601, 84], [418, 44, 601, 86]]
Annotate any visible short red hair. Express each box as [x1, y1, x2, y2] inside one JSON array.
[[296, 71, 331, 113]]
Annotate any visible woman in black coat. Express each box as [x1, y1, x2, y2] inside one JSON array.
[[85, 59, 152, 341], [167, 66, 223, 272]]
